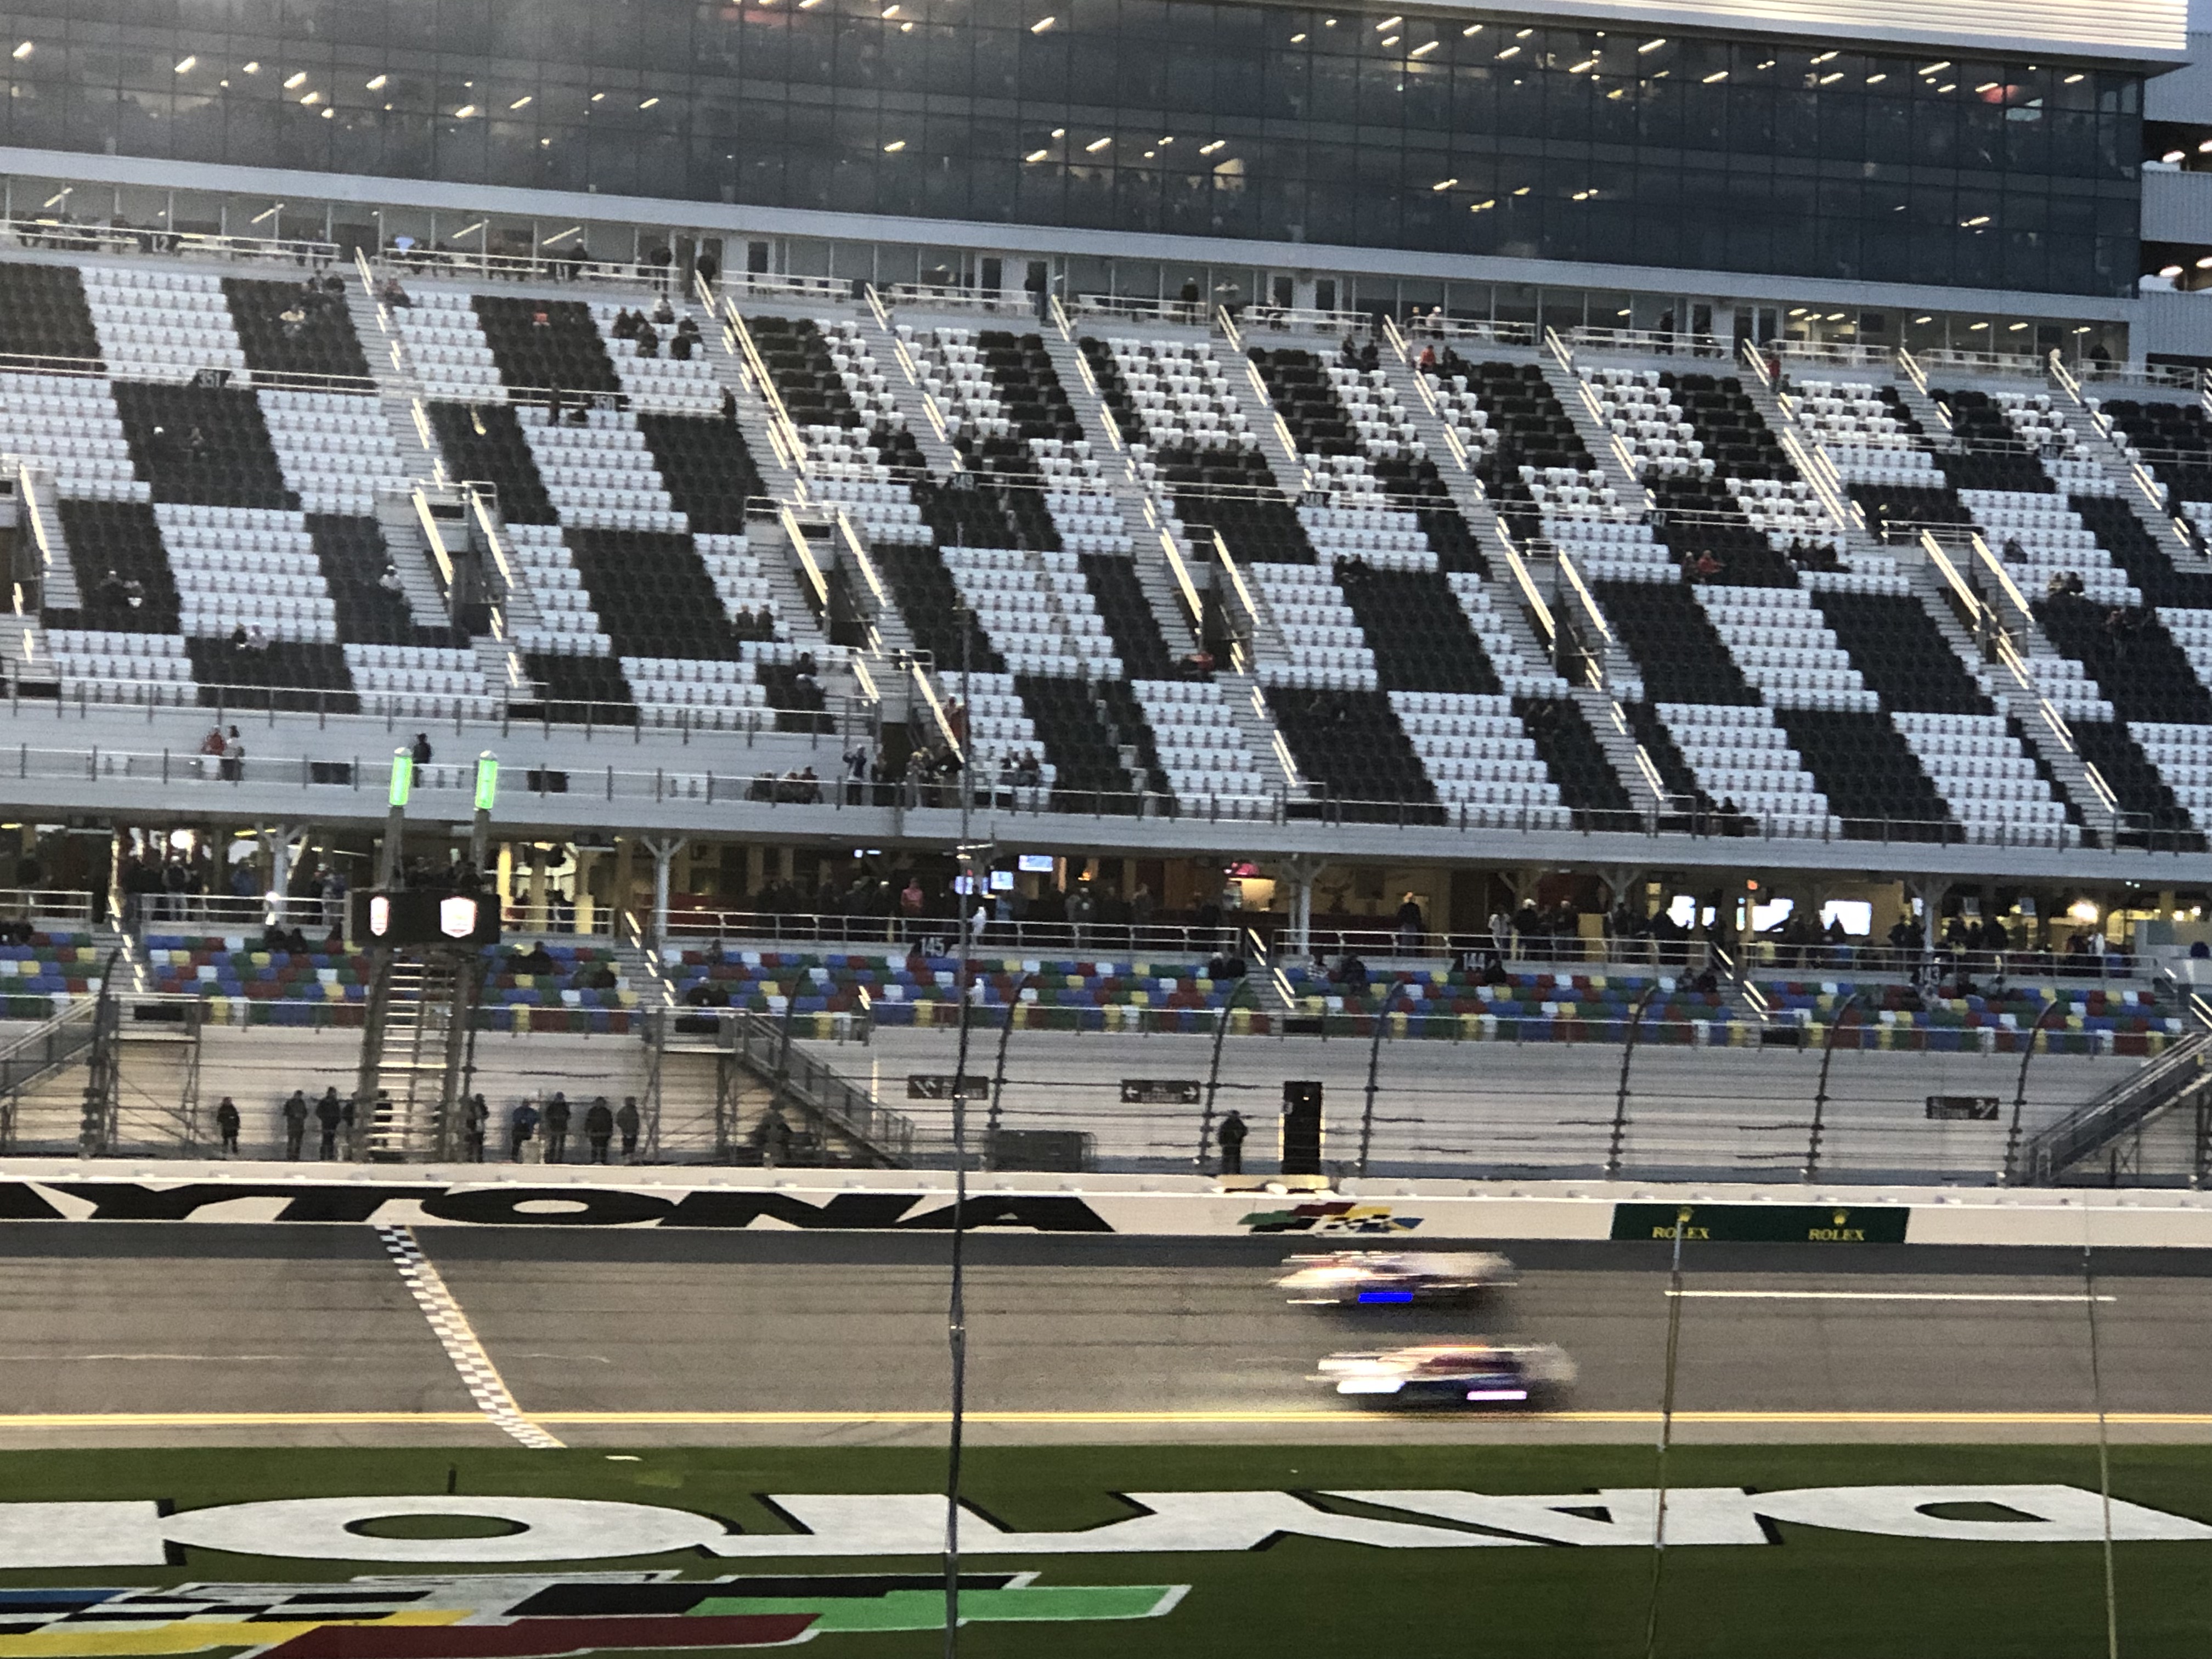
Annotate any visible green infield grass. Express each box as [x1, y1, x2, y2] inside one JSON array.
[[5, 1443, 2212, 1657]]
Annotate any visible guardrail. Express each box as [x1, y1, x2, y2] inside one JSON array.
[[126, 890, 619, 938], [662, 911, 1244, 957], [1386, 315, 1539, 349], [2, 215, 338, 267], [0, 346, 375, 395], [1564, 325, 1729, 359]]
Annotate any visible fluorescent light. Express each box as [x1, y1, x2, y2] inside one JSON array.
[[509, 94, 532, 108], [454, 103, 477, 117], [1703, 70, 1727, 82], [591, 91, 606, 99], [1818, 71, 1842, 83], [1030, 15, 1054, 30], [299, 90, 320, 104], [10, 40, 29, 58], [1515, 27, 1532, 36], [1962, 215, 1990, 226], [2162, 264, 2187, 278], [2008, 321, 2028, 330], [883, 138, 906, 150], [1638, 37, 1664, 52], [1497, 46, 1519, 58], [2198, 256, 2212, 269], [1914, 315, 1933, 323], [319, 106, 334, 117], [1432, 177, 1457, 190], [1462, 22, 1481, 33], [1410, 40, 1436, 56], [173, 54, 196, 73], [1511, 185, 1529, 195], [1826, 311, 1846, 320], [1289, 31, 1305, 41], [1866, 74, 1884, 84], [2064, 72, 2084, 83], [1199, 138, 1224, 154], [1024, 148, 1049, 161], [241, 60, 258, 72], [1380, 36, 1398, 47], [1085, 135, 1111, 150], [639, 95, 658, 108], [1568, 57, 1595, 72], [283, 70, 306, 88], [1572, 188, 1595, 200], [1375, 14, 1402, 28], [250, 205, 280, 224], [1810, 49, 1837, 63], [1920, 60, 1951, 73], [1469, 198, 1494, 211], [1968, 321, 1988, 330], [365, 74, 387, 89]]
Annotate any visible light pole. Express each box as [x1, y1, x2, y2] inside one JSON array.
[[1198, 975, 1254, 1171], [1606, 980, 1663, 1180], [1356, 978, 1408, 1179], [2002, 996, 2068, 1186], [984, 972, 1037, 1171], [1802, 991, 1863, 1182]]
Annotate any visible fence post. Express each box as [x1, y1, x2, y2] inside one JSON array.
[[1802, 991, 1863, 1181]]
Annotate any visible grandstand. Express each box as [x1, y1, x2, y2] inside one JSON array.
[[0, 0, 2202, 1184]]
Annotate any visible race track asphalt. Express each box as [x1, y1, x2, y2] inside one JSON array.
[[0, 1224, 2208, 1447]]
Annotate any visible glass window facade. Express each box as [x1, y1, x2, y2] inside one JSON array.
[[0, 0, 2146, 297]]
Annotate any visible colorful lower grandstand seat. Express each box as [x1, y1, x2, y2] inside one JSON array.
[[0, 933, 105, 1015]]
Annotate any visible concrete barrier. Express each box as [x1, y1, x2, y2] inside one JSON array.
[[3, 1161, 2212, 1246]]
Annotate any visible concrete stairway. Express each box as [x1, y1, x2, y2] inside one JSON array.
[[700, 307, 807, 501], [852, 308, 964, 477], [1212, 669, 1305, 795], [343, 289, 444, 484], [372, 487, 455, 633], [1568, 684, 1667, 814]]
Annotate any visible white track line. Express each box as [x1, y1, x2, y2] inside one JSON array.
[[375, 1224, 563, 1449], [1668, 1290, 2114, 1303]]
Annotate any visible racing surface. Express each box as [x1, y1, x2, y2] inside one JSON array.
[[0, 1224, 2208, 1446]]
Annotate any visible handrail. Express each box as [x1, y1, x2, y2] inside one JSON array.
[[1895, 346, 1934, 399], [1383, 315, 1472, 471], [778, 504, 832, 613], [1048, 292, 1078, 343], [5, 215, 337, 266], [411, 486, 458, 592], [720, 301, 807, 477], [726, 1006, 915, 1166], [2016, 1030, 2210, 1184], [1238, 354, 1310, 490], [1238, 303, 1378, 338], [464, 484, 525, 624], [907, 657, 963, 763], [1206, 527, 1266, 653], [1153, 522, 1206, 633], [833, 510, 889, 608], [14, 459, 55, 589], [1255, 683, 1305, 789], [863, 285, 958, 459], [1215, 304, 1244, 352], [1492, 519, 1559, 652]]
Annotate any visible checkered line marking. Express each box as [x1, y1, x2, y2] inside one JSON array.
[[376, 1223, 564, 1449]]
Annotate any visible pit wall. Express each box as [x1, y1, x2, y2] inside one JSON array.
[[1, 1166, 2209, 1248]]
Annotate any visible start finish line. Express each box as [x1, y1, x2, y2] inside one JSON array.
[[5, 1487, 2210, 1567]]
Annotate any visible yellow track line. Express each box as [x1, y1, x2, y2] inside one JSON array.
[[3, 1409, 2212, 1428]]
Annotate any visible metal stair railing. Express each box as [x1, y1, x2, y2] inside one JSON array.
[[727, 1007, 915, 1166], [2016, 1030, 2211, 1185], [0, 998, 101, 1152]]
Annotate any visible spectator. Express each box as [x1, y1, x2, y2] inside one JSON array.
[[281, 1089, 308, 1159], [1216, 1108, 1248, 1175], [213, 1096, 240, 1156], [617, 1096, 642, 1160], [504, 1098, 539, 1160], [465, 1093, 488, 1161], [314, 1087, 343, 1159], [379, 563, 405, 595], [543, 1091, 571, 1162], [584, 1096, 615, 1163], [1395, 892, 1425, 951], [221, 726, 245, 783], [753, 1105, 794, 1167], [411, 732, 433, 767]]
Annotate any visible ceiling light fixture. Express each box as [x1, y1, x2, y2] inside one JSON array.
[[1085, 135, 1111, 150], [1200, 138, 1224, 153], [173, 54, 196, 73], [509, 94, 531, 108], [300, 89, 321, 104], [1810, 49, 1837, 62], [365, 73, 387, 89], [1030, 14, 1054, 28], [454, 103, 476, 117], [1410, 40, 1436, 55], [639, 95, 659, 108], [1025, 148, 1049, 161], [2162, 264, 2186, 276], [2063, 72, 2084, 83], [1290, 31, 1306, 41], [1568, 57, 1595, 71], [1379, 35, 1399, 47], [1817, 71, 1842, 83], [283, 70, 306, 88], [1375, 14, 1402, 29], [1497, 46, 1519, 58], [1432, 177, 1457, 190], [242, 60, 258, 72], [1702, 69, 1726, 82], [1469, 198, 1495, 211], [1920, 59, 1951, 73], [1638, 37, 1664, 51], [884, 138, 906, 150]]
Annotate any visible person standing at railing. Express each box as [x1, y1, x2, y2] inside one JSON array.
[[1394, 893, 1426, 955], [1216, 1109, 1247, 1176], [315, 1087, 343, 1160], [585, 1097, 615, 1164]]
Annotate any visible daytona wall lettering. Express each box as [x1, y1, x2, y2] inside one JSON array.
[[4, 1487, 2208, 1568], [0, 1182, 1115, 1232]]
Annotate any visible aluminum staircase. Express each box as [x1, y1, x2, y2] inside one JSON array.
[[360, 952, 463, 1159], [2016, 1030, 2212, 1184]]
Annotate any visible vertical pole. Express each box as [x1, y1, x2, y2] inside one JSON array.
[[983, 974, 1035, 1172], [1356, 979, 1404, 1180], [2002, 997, 2066, 1185], [1643, 1207, 1690, 1659], [1803, 991, 1861, 1182], [1198, 977, 1251, 1171], [1606, 981, 1661, 1179]]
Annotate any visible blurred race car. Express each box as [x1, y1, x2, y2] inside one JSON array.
[[1314, 1342, 1575, 1407], [1274, 1250, 1517, 1306]]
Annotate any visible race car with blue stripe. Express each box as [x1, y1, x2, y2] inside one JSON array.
[[1274, 1250, 1517, 1306], [1314, 1343, 1576, 1407]]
